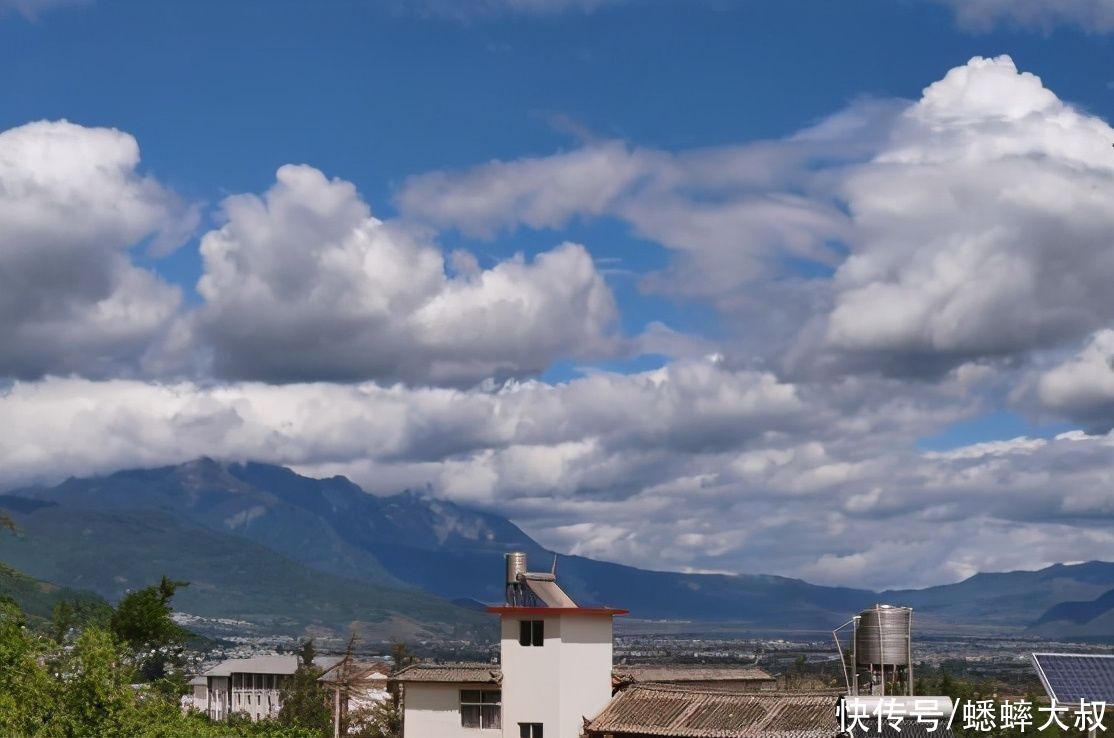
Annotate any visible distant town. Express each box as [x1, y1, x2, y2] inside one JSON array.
[[163, 550, 1114, 737]]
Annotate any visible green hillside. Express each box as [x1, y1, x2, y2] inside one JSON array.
[[0, 499, 491, 641], [0, 564, 108, 624]]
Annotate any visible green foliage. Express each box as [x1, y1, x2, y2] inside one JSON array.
[[297, 638, 317, 668], [110, 576, 191, 684], [0, 597, 54, 736], [110, 576, 190, 650], [51, 598, 112, 643], [0, 585, 323, 737], [278, 645, 331, 736], [52, 625, 141, 736]]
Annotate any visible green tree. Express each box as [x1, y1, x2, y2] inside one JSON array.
[[1, 592, 327, 738], [110, 575, 191, 684], [51, 598, 112, 644], [278, 640, 330, 734], [298, 638, 317, 669], [47, 625, 139, 737], [0, 597, 55, 735]]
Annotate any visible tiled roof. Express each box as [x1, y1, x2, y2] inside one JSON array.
[[851, 722, 956, 738], [391, 662, 501, 684], [586, 685, 842, 738], [616, 665, 776, 684], [202, 655, 342, 677]]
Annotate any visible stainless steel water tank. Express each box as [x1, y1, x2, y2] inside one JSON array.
[[505, 552, 528, 585], [855, 604, 912, 666]]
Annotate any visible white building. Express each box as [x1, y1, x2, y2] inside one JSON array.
[[397, 552, 626, 738], [185, 654, 341, 721], [392, 663, 504, 737]]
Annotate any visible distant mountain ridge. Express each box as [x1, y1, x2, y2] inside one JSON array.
[[3, 459, 1113, 639]]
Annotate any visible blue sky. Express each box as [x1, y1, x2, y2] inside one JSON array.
[[3, 0, 1110, 439], [4, 0, 1114, 587]]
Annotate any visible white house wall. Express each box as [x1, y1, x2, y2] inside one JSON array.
[[501, 615, 563, 734], [403, 682, 502, 738], [558, 616, 613, 735], [500, 614, 614, 738]]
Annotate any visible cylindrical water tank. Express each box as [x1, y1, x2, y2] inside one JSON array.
[[855, 604, 912, 667], [505, 552, 527, 585]]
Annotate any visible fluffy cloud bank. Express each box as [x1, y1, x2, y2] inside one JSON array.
[[1033, 330, 1114, 428], [0, 120, 196, 379], [198, 165, 620, 385], [399, 57, 1114, 379], [4, 369, 1114, 589], [0, 125, 620, 386], [821, 56, 1114, 374]]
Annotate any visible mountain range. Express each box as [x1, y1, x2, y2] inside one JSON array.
[[1, 459, 1113, 641]]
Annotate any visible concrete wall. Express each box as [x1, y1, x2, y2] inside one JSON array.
[[558, 616, 613, 733], [402, 682, 502, 738], [207, 676, 229, 721], [230, 686, 281, 720], [501, 613, 614, 738], [206, 674, 285, 721], [501, 616, 563, 734]]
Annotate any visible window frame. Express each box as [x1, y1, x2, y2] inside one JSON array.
[[518, 619, 544, 647], [460, 688, 502, 730], [519, 723, 543, 738]]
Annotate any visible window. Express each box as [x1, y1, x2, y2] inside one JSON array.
[[518, 619, 544, 646], [519, 724, 543, 738], [460, 689, 501, 730]]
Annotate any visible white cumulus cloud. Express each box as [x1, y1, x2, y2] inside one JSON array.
[[0, 120, 197, 379], [5, 368, 1114, 589], [1032, 330, 1114, 427], [197, 164, 620, 384]]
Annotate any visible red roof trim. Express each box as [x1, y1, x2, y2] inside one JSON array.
[[485, 606, 628, 616]]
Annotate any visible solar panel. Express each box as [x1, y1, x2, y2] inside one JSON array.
[[1032, 653, 1114, 704]]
